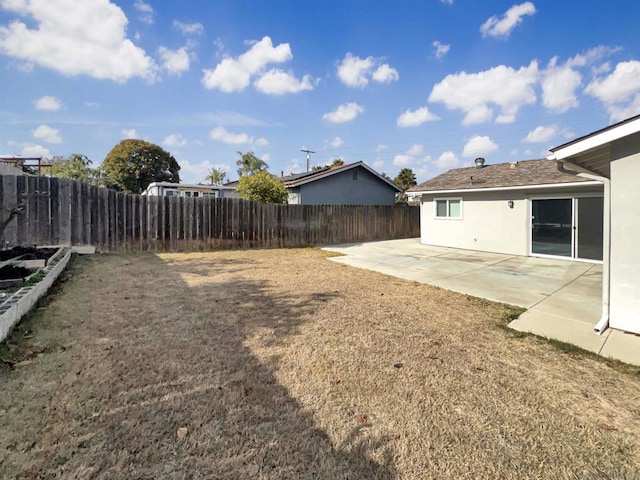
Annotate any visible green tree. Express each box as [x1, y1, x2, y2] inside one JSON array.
[[205, 167, 227, 185], [44, 153, 100, 184], [236, 151, 268, 177], [394, 168, 417, 203], [237, 171, 288, 203], [101, 139, 180, 193], [380, 172, 392, 181], [394, 168, 417, 191], [330, 158, 344, 167]]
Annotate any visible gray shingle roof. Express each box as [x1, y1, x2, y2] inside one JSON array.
[[408, 158, 594, 193]]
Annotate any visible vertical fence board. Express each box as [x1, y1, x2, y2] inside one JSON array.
[[0, 175, 420, 251], [1, 176, 18, 246]]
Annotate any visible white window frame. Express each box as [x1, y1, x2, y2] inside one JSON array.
[[433, 197, 463, 220]]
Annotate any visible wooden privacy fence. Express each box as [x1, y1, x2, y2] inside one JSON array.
[[0, 175, 420, 252]]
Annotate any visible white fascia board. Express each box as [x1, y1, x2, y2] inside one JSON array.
[[412, 180, 603, 196], [549, 116, 640, 160]]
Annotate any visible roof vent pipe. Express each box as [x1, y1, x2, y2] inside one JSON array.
[[475, 157, 485, 168]]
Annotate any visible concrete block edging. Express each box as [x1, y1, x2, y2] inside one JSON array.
[[0, 247, 72, 342]]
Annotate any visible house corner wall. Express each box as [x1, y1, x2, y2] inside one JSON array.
[[609, 132, 640, 333]]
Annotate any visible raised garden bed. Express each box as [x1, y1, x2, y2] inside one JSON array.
[[0, 246, 72, 342]]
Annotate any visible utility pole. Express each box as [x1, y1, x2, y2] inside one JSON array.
[[301, 149, 315, 172]]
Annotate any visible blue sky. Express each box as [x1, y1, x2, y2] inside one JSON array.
[[1, 0, 640, 184]]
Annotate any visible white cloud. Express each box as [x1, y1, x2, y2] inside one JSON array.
[[158, 46, 190, 76], [406, 144, 424, 156], [173, 20, 204, 36], [0, 0, 157, 82], [326, 137, 344, 148], [208, 127, 268, 147], [337, 52, 398, 87], [162, 133, 187, 147], [253, 69, 314, 95], [375, 144, 388, 152], [585, 60, 640, 104], [462, 135, 498, 158], [585, 61, 640, 122], [441, 0, 454, 4], [542, 57, 581, 113], [432, 41, 450, 59], [33, 95, 62, 111], [372, 64, 399, 83], [209, 126, 252, 145], [23, 144, 51, 157], [284, 161, 302, 175], [121, 129, 138, 139], [261, 153, 270, 163], [480, 2, 536, 38], [566, 45, 621, 68], [524, 125, 558, 143], [428, 61, 538, 125], [592, 62, 611, 75], [133, 0, 154, 24], [393, 154, 414, 166], [202, 36, 293, 92], [7, 141, 51, 158], [32, 124, 62, 144], [337, 53, 374, 87], [322, 102, 364, 123], [435, 151, 459, 169], [373, 160, 384, 169], [397, 106, 440, 127]]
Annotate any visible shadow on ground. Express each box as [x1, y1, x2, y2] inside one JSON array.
[[0, 252, 395, 479]]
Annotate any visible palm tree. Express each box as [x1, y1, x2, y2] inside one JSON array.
[[236, 151, 268, 177], [205, 167, 227, 185], [394, 168, 417, 191], [394, 168, 417, 203]]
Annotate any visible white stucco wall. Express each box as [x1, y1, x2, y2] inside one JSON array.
[[609, 132, 640, 333], [420, 185, 604, 257], [420, 191, 530, 255]]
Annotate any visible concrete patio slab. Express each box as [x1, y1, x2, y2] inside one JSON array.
[[600, 330, 640, 365], [323, 238, 640, 366]]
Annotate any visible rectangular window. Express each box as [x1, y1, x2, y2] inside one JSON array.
[[434, 198, 462, 219]]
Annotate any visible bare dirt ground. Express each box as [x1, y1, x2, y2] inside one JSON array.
[[1, 248, 639, 479]]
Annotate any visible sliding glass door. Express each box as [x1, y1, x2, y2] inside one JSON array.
[[576, 197, 603, 261], [531, 197, 603, 261]]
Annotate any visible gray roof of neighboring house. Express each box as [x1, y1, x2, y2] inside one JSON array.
[[408, 158, 596, 193], [280, 161, 401, 191]]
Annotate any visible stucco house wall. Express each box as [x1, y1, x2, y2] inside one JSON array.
[[297, 166, 396, 205], [609, 132, 640, 332], [420, 185, 603, 256]]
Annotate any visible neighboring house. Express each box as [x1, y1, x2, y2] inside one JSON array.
[[141, 182, 239, 198], [408, 157, 604, 260], [280, 161, 401, 205], [0, 156, 47, 175]]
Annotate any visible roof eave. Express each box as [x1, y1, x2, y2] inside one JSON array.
[[410, 180, 603, 196], [549, 114, 640, 160]]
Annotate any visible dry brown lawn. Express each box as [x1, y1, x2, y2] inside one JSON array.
[[1, 248, 639, 479]]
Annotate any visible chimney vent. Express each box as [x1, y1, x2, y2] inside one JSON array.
[[474, 157, 485, 168]]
